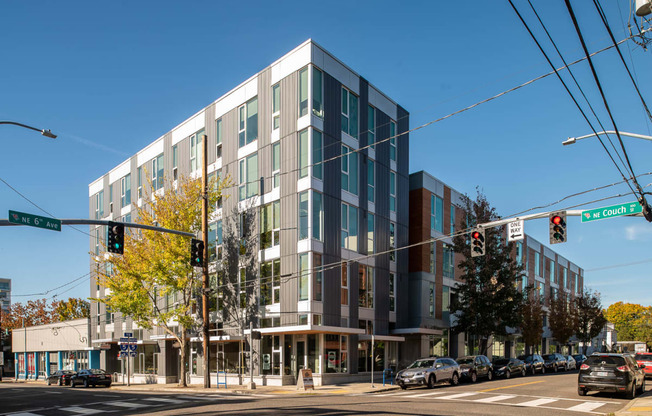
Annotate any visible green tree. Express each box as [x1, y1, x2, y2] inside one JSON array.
[[604, 302, 647, 341], [519, 287, 545, 354], [575, 288, 608, 354], [548, 292, 578, 353], [96, 173, 222, 387], [53, 297, 91, 321], [450, 189, 525, 355]]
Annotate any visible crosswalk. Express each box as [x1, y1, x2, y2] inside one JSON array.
[[354, 390, 620, 414], [3, 393, 274, 416]]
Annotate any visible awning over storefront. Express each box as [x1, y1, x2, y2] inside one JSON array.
[[244, 324, 365, 336], [390, 328, 444, 336], [359, 334, 405, 342], [189, 335, 245, 342], [91, 338, 116, 344]]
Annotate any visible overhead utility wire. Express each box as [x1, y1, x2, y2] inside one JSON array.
[[508, 0, 638, 198], [593, 0, 652, 123], [527, 0, 631, 175], [564, 0, 652, 220]]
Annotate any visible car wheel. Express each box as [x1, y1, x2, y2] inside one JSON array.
[[399, 383, 407, 390], [578, 386, 587, 396], [107, 383, 111, 388], [522, 368, 527, 377], [84, 379, 89, 388], [627, 381, 637, 399], [47, 379, 51, 386], [505, 370, 511, 379], [637, 378, 645, 394], [531, 366, 536, 376], [541, 366, 545, 374], [487, 370, 493, 381], [58, 378, 63, 386], [428, 374, 436, 389], [70, 381, 75, 388], [470, 372, 477, 383], [554, 365, 558, 373], [451, 373, 459, 386]]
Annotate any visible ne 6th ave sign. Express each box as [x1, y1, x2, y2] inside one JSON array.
[[8, 210, 61, 232], [581, 202, 643, 223]]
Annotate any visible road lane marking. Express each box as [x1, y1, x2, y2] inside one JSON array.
[[516, 398, 558, 407], [404, 391, 449, 398], [479, 380, 546, 392], [5, 413, 42, 416], [474, 394, 516, 403], [143, 397, 186, 404], [436, 392, 479, 400], [60, 406, 106, 414], [103, 401, 148, 408], [566, 401, 608, 412]]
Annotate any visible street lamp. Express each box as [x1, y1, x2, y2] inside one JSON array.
[[563, 130, 652, 146], [0, 121, 57, 139]]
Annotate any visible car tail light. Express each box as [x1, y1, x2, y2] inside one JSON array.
[[580, 364, 589, 370], [107, 374, 112, 379], [616, 365, 629, 372]]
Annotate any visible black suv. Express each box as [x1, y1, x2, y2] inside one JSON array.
[[578, 353, 646, 399], [456, 355, 493, 383], [542, 353, 568, 372], [518, 354, 546, 375]]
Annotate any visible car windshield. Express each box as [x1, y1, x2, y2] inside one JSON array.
[[542, 354, 554, 360], [635, 354, 652, 361], [407, 359, 435, 369], [585, 356, 626, 367], [573, 355, 584, 360], [62, 370, 76, 374], [518, 355, 533, 363], [457, 357, 475, 365], [493, 359, 509, 366], [88, 369, 106, 374]]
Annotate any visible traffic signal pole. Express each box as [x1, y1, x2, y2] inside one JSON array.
[[201, 134, 210, 389]]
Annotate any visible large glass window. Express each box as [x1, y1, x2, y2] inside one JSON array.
[[429, 283, 435, 317], [341, 262, 348, 305], [450, 204, 455, 235], [299, 129, 309, 178], [216, 119, 223, 159], [341, 203, 358, 251], [272, 83, 280, 130], [367, 213, 374, 255], [389, 272, 396, 312], [137, 167, 142, 199], [443, 243, 454, 278], [313, 191, 323, 241], [550, 259, 556, 283], [358, 265, 374, 308], [238, 153, 258, 201], [534, 252, 541, 277], [299, 253, 309, 301], [313, 253, 323, 302], [238, 97, 258, 148], [324, 334, 347, 373], [442, 286, 451, 321], [367, 105, 376, 148], [563, 267, 568, 288], [367, 159, 375, 203], [430, 242, 436, 274], [190, 132, 203, 173], [172, 145, 178, 180], [272, 142, 280, 188], [389, 120, 397, 162], [299, 191, 309, 240], [299, 67, 309, 117], [95, 191, 104, 219], [389, 171, 396, 213], [120, 174, 131, 208], [389, 222, 396, 262], [341, 87, 358, 138], [431, 194, 443, 233], [341, 145, 358, 195], [261, 201, 280, 250], [313, 130, 323, 180], [208, 220, 223, 262], [260, 259, 281, 305], [152, 153, 164, 191], [313, 67, 323, 117]]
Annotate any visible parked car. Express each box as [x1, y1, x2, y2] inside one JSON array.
[[46, 370, 76, 386], [492, 358, 526, 379], [634, 352, 652, 379], [578, 353, 646, 399], [396, 357, 460, 389], [70, 369, 112, 388], [565, 355, 577, 370], [542, 353, 568, 372], [456, 355, 494, 383], [517, 354, 546, 375], [573, 354, 588, 368]]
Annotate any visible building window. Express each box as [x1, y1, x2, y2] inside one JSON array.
[[550, 260, 556, 283], [260, 259, 281, 305], [313, 67, 323, 117], [341, 145, 358, 195], [429, 242, 436, 274], [443, 243, 454, 278], [429, 283, 435, 317], [534, 252, 540, 277], [137, 167, 142, 199], [238, 97, 258, 148], [563, 267, 568, 289], [538, 281, 545, 303], [172, 145, 178, 181], [152, 153, 164, 191], [358, 265, 374, 308], [313, 253, 323, 302], [389, 272, 396, 312], [367, 105, 376, 148], [109, 184, 113, 214], [313, 191, 323, 241], [389, 120, 397, 162], [442, 286, 450, 321], [299, 67, 309, 117], [341, 203, 358, 251], [216, 119, 223, 159], [190, 132, 203, 173], [299, 129, 309, 178], [272, 83, 280, 130], [261, 201, 280, 250], [299, 253, 309, 301], [389, 171, 396, 213], [239, 268, 247, 309], [389, 222, 396, 262], [95, 191, 104, 219], [341, 262, 348, 305], [450, 204, 455, 235], [367, 159, 375, 203], [299, 191, 309, 240], [208, 220, 223, 262], [120, 174, 131, 208], [272, 142, 280, 188], [431, 194, 443, 233], [313, 130, 323, 180], [341, 87, 358, 138], [516, 242, 523, 266], [367, 213, 374, 255], [238, 153, 258, 201]]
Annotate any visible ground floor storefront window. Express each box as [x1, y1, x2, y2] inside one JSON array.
[[323, 334, 347, 373], [38, 353, 47, 377], [429, 331, 449, 357], [491, 336, 505, 358], [135, 344, 158, 374], [261, 335, 281, 375]]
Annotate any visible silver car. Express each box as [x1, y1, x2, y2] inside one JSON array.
[[396, 357, 460, 389]]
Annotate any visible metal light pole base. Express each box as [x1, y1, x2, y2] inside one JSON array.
[[247, 381, 256, 390]]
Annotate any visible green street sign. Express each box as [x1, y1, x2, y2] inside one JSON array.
[[581, 202, 643, 223], [8, 210, 61, 232]]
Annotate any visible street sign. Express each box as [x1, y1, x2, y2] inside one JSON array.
[[581, 201, 643, 223], [8, 210, 61, 232], [99, 343, 111, 350], [120, 343, 128, 351], [129, 351, 137, 357], [128, 343, 137, 352], [508, 220, 524, 242], [123, 332, 133, 338]]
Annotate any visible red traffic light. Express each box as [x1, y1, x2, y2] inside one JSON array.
[[551, 215, 562, 225], [472, 231, 480, 239]]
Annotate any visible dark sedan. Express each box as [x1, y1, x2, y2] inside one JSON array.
[[70, 369, 112, 388], [492, 358, 526, 379], [456, 355, 494, 383], [518, 354, 546, 375], [573, 354, 588, 368], [578, 353, 646, 399], [46, 370, 76, 386], [542, 353, 568, 372]]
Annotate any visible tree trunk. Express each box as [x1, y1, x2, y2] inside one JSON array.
[[179, 339, 188, 387]]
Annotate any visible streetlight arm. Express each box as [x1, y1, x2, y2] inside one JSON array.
[[563, 131, 652, 145], [0, 121, 57, 139]]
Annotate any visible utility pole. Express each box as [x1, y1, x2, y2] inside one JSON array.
[[201, 134, 210, 389]]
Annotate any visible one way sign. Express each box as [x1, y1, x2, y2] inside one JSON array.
[[508, 220, 524, 242]]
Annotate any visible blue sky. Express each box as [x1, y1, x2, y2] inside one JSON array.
[[1, 1, 651, 308]]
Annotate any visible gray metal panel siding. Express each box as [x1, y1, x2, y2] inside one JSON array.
[[395, 105, 410, 327], [204, 104, 216, 164], [258, 68, 272, 194]]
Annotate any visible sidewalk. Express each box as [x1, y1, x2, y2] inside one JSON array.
[[616, 395, 652, 416]]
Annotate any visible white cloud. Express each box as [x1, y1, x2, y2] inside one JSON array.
[[625, 224, 652, 241]]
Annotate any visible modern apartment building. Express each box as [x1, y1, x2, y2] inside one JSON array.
[[0, 278, 10, 313], [88, 40, 409, 385], [408, 171, 584, 362]]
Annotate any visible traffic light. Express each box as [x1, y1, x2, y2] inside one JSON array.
[[549, 211, 567, 244], [190, 238, 204, 267], [470, 228, 485, 257], [107, 221, 124, 254]]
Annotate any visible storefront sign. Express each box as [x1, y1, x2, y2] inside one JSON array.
[[296, 368, 314, 391]]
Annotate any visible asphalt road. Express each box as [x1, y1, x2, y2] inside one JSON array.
[[0, 371, 645, 415]]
